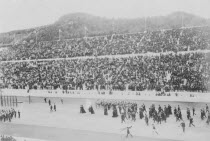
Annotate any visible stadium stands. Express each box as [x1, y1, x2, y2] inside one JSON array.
[[0, 26, 209, 92], [1, 52, 209, 92], [0, 26, 210, 61]]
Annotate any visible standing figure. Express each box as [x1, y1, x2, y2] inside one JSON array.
[[18, 111, 20, 118], [189, 116, 195, 127], [187, 108, 190, 120], [54, 104, 56, 111], [152, 124, 158, 135], [44, 98, 47, 103], [104, 106, 108, 115], [180, 120, 185, 133], [80, 105, 86, 113], [48, 99, 51, 106], [206, 104, 209, 113], [121, 113, 126, 123], [50, 105, 53, 112], [192, 107, 196, 116], [89, 106, 95, 114], [126, 126, 133, 138], [174, 107, 177, 116], [206, 112, 210, 125], [145, 114, 149, 126]]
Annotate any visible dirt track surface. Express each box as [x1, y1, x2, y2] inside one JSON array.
[[0, 123, 180, 141], [1, 96, 210, 141]]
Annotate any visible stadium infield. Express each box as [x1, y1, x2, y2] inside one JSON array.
[[1, 96, 210, 141]]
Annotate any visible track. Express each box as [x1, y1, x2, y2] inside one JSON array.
[[0, 123, 181, 141]]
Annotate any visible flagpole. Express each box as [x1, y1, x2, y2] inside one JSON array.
[[143, 0, 147, 32], [35, 31, 38, 44], [181, 13, 183, 28], [84, 27, 87, 37], [13, 34, 16, 45], [144, 16, 147, 31], [59, 30, 60, 41]]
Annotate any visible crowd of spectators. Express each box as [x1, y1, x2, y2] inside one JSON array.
[[0, 135, 16, 141], [0, 26, 210, 61], [1, 52, 209, 92]]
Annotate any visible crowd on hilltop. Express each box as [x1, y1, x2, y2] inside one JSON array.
[[1, 52, 209, 92], [0, 26, 210, 61]]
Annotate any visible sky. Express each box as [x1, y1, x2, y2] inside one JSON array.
[[0, 0, 210, 33]]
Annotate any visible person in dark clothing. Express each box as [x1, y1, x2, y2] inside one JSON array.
[[192, 107, 196, 116], [145, 114, 149, 126], [158, 105, 161, 113], [126, 126, 133, 138], [44, 98, 47, 103], [50, 105, 53, 112], [18, 111, 20, 118], [104, 106, 108, 115], [207, 113, 210, 125], [48, 99, 51, 106], [189, 116, 195, 127], [54, 104, 56, 112], [80, 105, 86, 113], [121, 113, 126, 123], [168, 104, 172, 115], [139, 108, 144, 119], [14, 110, 16, 118], [112, 107, 118, 117], [178, 105, 181, 112], [174, 107, 177, 116], [89, 106, 95, 114], [180, 120, 185, 133], [152, 124, 158, 135], [187, 108, 190, 120], [206, 104, 209, 113]]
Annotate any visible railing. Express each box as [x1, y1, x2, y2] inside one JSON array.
[[1, 49, 210, 63], [1, 89, 210, 102]]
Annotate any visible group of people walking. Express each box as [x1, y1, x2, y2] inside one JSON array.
[[0, 108, 20, 122], [80, 105, 95, 114], [44, 98, 57, 112], [95, 99, 210, 136]]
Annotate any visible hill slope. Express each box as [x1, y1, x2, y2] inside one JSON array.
[[0, 12, 209, 45]]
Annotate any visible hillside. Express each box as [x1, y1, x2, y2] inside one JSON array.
[[0, 11, 209, 45]]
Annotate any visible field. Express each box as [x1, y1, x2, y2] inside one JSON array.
[[1, 96, 210, 141]]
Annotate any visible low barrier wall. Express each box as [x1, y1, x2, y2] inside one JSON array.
[[1, 89, 210, 102]]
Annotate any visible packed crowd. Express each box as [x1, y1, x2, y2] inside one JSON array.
[[0, 108, 20, 122], [0, 135, 16, 141], [0, 26, 210, 61], [1, 51, 209, 92], [95, 99, 210, 130]]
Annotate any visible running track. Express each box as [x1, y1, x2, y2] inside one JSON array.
[[0, 123, 181, 141]]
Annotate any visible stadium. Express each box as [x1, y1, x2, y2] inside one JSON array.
[[0, 3, 210, 141]]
